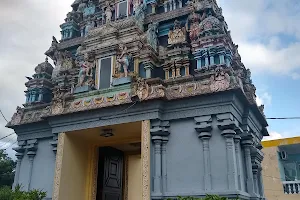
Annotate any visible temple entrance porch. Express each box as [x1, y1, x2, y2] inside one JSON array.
[[52, 121, 150, 200]]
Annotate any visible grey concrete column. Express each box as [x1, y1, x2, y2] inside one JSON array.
[[169, 0, 173, 11], [151, 3, 157, 14], [258, 165, 265, 198], [12, 141, 26, 188], [234, 135, 242, 190], [219, 54, 225, 64], [217, 113, 240, 191], [252, 164, 259, 196], [24, 139, 38, 191], [195, 115, 212, 191], [199, 132, 212, 191], [144, 64, 154, 78], [178, 0, 183, 8], [27, 151, 36, 191], [205, 56, 209, 66], [150, 120, 170, 196], [241, 139, 255, 195], [222, 130, 238, 190], [50, 134, 58, 155], [210, 56, 214, 65], [13, 153, 24, 188], [152, 136, 162, 194], [172, 0, 176, 10], [164, 2, 168, 12], [162, 137, 169, 194]]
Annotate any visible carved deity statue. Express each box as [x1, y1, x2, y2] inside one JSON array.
[[210, 67, 230, 92], [85, 17, 95, 35], [133, 2, 146, 31], [10, 106, 24, 125], [132, 78, 149, 101], [104, 1, 114, 23], [186, 6, 206, 41], [77, 0, 87, 13], [192, 0, 212, 11], [116, 44, 132, 78], [77, 53, 95, 87], [52, 50, 64, 78], [146, 22, 158, 51], [168, 20, 187, 45], [133, 0, 141, 13]]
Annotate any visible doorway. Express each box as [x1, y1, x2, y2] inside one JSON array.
[[96, 147, 124, 200]]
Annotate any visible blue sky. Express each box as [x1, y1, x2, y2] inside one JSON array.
[[218, 0, 300, 140], [0, 0, 300, 158]]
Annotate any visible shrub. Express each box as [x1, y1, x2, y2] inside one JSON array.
[[167, 195, 239, 200], [0, 185, 46, 200]]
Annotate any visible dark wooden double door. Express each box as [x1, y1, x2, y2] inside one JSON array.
[[96, 147, 124, 200]]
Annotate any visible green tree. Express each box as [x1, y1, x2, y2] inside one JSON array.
[[0, 185, 46, 200], [0, 149, 16, 187]]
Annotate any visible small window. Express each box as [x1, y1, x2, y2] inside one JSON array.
[[98, 57, 113, 89], [139, 63, 146, 78], [180, 67, 185, 76], [201, 58, 206, 67], [214, 55, 220, 65], [117, 0, 128, 19], [169, 69, 172, 78]]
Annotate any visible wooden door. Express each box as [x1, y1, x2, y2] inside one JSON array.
[[97, 147, 124, 200]]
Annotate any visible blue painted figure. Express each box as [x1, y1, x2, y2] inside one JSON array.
[[83, 0, 96, 17]]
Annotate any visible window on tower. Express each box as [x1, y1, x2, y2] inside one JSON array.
[[98, 57, 114, 90], [117, 0, 128, 19]]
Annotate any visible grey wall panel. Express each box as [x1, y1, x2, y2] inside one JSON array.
[[166, 118, 204, 193], [209, 118, 228, 191], [18, 154, 30, 190], [30, 138, 56, 198]]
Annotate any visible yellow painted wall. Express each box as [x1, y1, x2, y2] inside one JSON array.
[[127, 154, 142, 200], [262, 136, 300, 147], [57, 134, 89, 200], [262, 147, 300, 200]]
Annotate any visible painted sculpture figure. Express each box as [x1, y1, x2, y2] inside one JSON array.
[[116, 44, 131, 78], [85, 17, 95, 35], [77, 53, 95, 87], [168, 20, 187, 45], [133, 0, 141, 13], [147, 22, 158, 51], [104, 1, 113, 23]]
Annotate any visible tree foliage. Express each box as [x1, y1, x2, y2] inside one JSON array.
[[0, 149, 16, 187], [0, 185, 46, 200]]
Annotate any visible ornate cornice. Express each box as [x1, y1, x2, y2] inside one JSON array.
[[8, 66, 252, 127]]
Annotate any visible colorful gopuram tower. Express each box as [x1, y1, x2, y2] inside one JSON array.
[[7, 0, 268, 200]]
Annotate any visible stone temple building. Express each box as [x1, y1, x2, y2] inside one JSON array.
[[7, 0, 269, 199]]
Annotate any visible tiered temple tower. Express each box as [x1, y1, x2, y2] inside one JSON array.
[[8, 0, 268, 200]]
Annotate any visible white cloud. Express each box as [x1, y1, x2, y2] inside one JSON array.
[[0, 0, 73, 159], [263, 131, 283, 141], [256, 92, 272, 106], [219, 0, 300, 77], [0, 134, 17, 159], [291, 72, 300, 80]]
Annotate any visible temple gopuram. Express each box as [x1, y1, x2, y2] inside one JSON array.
[[7, 0, 268, 200]]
